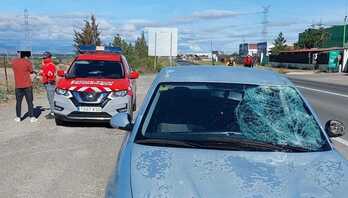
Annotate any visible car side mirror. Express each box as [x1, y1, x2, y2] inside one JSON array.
[[325, 120, 345, 138], [129, 71, 140, 79], [110, 112, 133, 131], [57, 70, 65, 77]]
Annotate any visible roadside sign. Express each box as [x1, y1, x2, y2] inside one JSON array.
[[146, 28, 178, 57], [328, 50, 339, 69]]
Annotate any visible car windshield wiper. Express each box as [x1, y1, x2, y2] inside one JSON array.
[[135, 138, 203, 149], [135, 138, 312, 152], [205, 138, 312, 152], [135, 138, 270, 151]]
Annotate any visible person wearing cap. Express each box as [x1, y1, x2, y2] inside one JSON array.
[[11, 51, 38, 123], [40, 52, 56, 119]]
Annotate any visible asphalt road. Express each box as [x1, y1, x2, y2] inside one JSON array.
[[288, 75, 348, 158]]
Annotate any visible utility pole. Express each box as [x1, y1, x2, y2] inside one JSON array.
[[211, 40, 213, 65], [343, 16, 347, 47], [154, 32, 157, 71], [342, 15, 348, 73], [261, 6, 270, 42], [23, 9, 31, 51]]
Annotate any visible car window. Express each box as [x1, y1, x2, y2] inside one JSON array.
[[68, 60, 124, 79], [137, 83, 329, 152]]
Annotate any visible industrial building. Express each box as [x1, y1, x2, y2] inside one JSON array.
[[298, 25, 348, 48]]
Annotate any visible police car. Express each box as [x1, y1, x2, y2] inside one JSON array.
[[54, 45, 139, 125]]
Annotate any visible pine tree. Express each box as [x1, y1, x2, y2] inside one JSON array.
[[271, 32, 288, 55], [134, 32, 148, 58], [73, 15, 102, 50]]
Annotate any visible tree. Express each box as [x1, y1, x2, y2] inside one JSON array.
[[296, 27, 329, 49], [134, 32, 148, 58], [271, 32, 288, 55], [73, 15, 102, 50], [112, 34, 135, 63], [112, 32, 152, 68]]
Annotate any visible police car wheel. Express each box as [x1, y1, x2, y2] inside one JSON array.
[[55, 117, 65, 126], [132, 101, 137, 111]]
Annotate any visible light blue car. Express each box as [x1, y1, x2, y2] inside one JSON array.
[[105, 66, 348, 198]]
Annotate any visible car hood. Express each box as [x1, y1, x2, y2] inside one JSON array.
[[56, 78, 130, 92], [131, 144, 348, 198]]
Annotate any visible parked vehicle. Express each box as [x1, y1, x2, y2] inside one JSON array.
[[106, 66, 347, 198], [54, 46, 139, 125]]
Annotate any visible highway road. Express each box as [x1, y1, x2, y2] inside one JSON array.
[[288, 75, 348, 157]]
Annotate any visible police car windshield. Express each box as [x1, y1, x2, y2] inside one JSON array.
[[68, 60, 124, 79]]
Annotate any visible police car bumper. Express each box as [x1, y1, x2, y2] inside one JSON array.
[[53, 93, 132, 122]]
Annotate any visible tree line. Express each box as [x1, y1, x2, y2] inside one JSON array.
[[73, 15, 154, 71], [271, 26, 330, 55]]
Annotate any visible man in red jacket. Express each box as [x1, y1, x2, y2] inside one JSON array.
[[11, 51, 37, 123], [243, 55, 254, 68], [40, 52, 56, 119]]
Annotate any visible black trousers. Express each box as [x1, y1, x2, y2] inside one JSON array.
[[15, 87, 34, 118]]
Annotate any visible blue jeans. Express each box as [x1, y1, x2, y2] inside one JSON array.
[[44, 83, 55, 114]]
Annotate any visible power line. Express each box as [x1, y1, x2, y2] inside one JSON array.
[[22, 9, 32, 51], [261, 5, 270, 42]]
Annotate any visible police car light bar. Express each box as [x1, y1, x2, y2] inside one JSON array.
[[78, 45, 123, 54]]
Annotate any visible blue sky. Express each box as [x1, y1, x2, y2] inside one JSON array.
[[0, 0, 347, 53]]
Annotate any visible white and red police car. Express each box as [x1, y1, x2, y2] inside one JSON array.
[[54, 46, 139, 125]]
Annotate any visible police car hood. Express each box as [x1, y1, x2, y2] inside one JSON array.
[[131, 144, 348, 198], [57, 78, 130, 92]]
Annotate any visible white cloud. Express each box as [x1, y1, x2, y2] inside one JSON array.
[[173, 9, 258, 24], [0, 12, 160, 52]]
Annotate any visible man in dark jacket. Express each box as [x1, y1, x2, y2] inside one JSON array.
[[11, 51, 37, 123]]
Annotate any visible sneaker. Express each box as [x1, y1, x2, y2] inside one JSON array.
[[45, 114, 55, 119], [30, 117, 38, 123], [14, 117, 21, 122]]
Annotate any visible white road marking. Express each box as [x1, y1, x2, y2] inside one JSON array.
[[296, 86, 348, 98], [333, 137, 348, 147]]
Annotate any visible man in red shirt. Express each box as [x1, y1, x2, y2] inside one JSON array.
[[11, 51, 37, 123], [40, 51, 56, 119], [243, 55, 254, 68]]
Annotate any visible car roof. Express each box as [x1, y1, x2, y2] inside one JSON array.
[[76, 52, 121, 62], [156, 66, 293, 86]]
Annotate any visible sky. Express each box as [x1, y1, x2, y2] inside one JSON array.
[[0, 0, 347, 54]]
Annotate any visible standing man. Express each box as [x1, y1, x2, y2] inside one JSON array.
[[243, 55, 254, 68], [40, 52, 56, 119], [11, 51, 37, 123]]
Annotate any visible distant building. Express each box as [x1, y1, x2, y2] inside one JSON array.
[[269, 47, 345, 72], [298, 25, 348, 48], [257, 42, 268, 56], [239, 43, 258, 56], [239, 42, 270, 57]]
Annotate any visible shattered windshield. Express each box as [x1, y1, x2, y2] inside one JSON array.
[[138, 83, 329, 152]]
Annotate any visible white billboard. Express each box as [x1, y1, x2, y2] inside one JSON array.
[[147, 27, 178, 57]]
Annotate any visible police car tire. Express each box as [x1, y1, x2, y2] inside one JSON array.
[[55, 118, 65, 126], [132, 101, 137, 111]]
